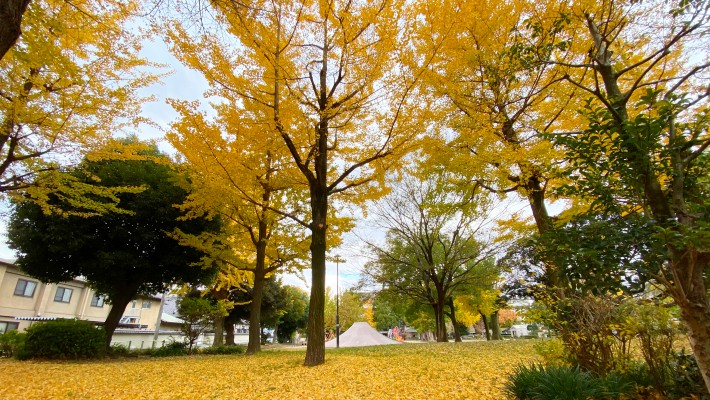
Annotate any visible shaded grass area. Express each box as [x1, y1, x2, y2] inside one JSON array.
[[0, 340, 538, 399]]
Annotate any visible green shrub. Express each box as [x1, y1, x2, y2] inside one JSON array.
[[625, 301, 682, 391], [132, 348, 156, 357], [668, 350, 709, 399], [151, 340, 188, 357], [615, 360, 654, 391], [199, 345, 245, 355], [597, 372, 635, 400], [0, 330, 26, 358], [108, 343, 131, 357], [504, 363, 546, 400], [529, 364, 601, 400], [22, 319, 105, 360], [504, 363, 635, 400]]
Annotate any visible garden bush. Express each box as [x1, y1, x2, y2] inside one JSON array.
[[556, 294, 634, 374], [0, 330, 26, 358], [151, 340, 188, 357], [199, 344, 245, 355], [668, 350, 709, 399], [22, 319, 105, 360], [533, 338, 569, 366], [108, 343, 134, 358], [504, 363, 635, 400]]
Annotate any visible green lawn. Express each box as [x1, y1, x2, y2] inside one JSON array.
[[1, 340, 538, 399]]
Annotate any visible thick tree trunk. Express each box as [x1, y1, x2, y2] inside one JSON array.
[[480, 312, 491, 341], [225, 321, 235, 346], [246, 272, 265, 354], [0, 0, 30, 61], [304, 223, 326, 365], [490, 310, 502, 340], [212, 316, 224, 346], [670, 250, 710, 392], [433, 294, 448, 342], [679, 300, 710, 392], [304, 185, 328, 366], [447, 297, 462, 342], [104, 291, 135, 351]]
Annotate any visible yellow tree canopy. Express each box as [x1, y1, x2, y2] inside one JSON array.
[[0, 0, 157, 204], [409, 0, 587, 237]]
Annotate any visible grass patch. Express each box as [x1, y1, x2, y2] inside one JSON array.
[[0, 340, 537, 399]]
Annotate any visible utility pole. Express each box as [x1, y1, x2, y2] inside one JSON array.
[[336, 257, 340, 349]]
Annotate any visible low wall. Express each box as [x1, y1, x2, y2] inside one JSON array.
[[110, 330, 250, 349]]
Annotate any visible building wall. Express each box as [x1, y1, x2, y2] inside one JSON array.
[[0, 261, 162, 333], [111, 330, 184, 349], [0, 261, 252, 347]]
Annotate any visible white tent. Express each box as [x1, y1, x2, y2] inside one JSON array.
[[325, 322, 403, 348]]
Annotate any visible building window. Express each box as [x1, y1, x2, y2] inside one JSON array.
[[120, 316, 139, 324], [131, 300, 137, 309], [0, 321, 19, 334], [90, 294, 105, 307], [141, 301, 151, 309], [13, 279, 37, 297], [54, 287, 73, 303]]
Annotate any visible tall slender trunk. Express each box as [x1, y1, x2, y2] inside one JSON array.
[[304, 184, 328, 366], [247, 165, 273, 354], [447, 297, 462, 342], [480, 312, 491, 341], [104, 290, 135, 351], [304, 34, 330, 365]]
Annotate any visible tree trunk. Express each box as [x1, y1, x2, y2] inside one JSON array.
[[433, 295, 448, 342], [212, 316, 224, 346], [670, 250, 710, 392], [246, 270, 265, 354], [104, 290, 136, 351], [447, 297, 462, 342], [247, 158, 274, 354], [490, 310, 502, 340], [0, 0, 30, 61], [304, 184, 328, 366], [225, 321, 235, 346], [480, 312, 491, 341]]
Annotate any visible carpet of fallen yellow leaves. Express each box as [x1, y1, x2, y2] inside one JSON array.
[[1, 339, 538, 399]]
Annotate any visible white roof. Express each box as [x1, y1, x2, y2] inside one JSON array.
[[325, 322, 403, 348], [161, 313, 184, 324]]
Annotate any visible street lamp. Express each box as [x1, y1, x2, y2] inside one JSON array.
[[334, 255, 345, 348]]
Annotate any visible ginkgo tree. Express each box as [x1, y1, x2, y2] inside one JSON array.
[[167, 101, 310, 354], [0, 0, 155, 205], [163, 0, 423, 366], [410, 0, 582, 293]]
